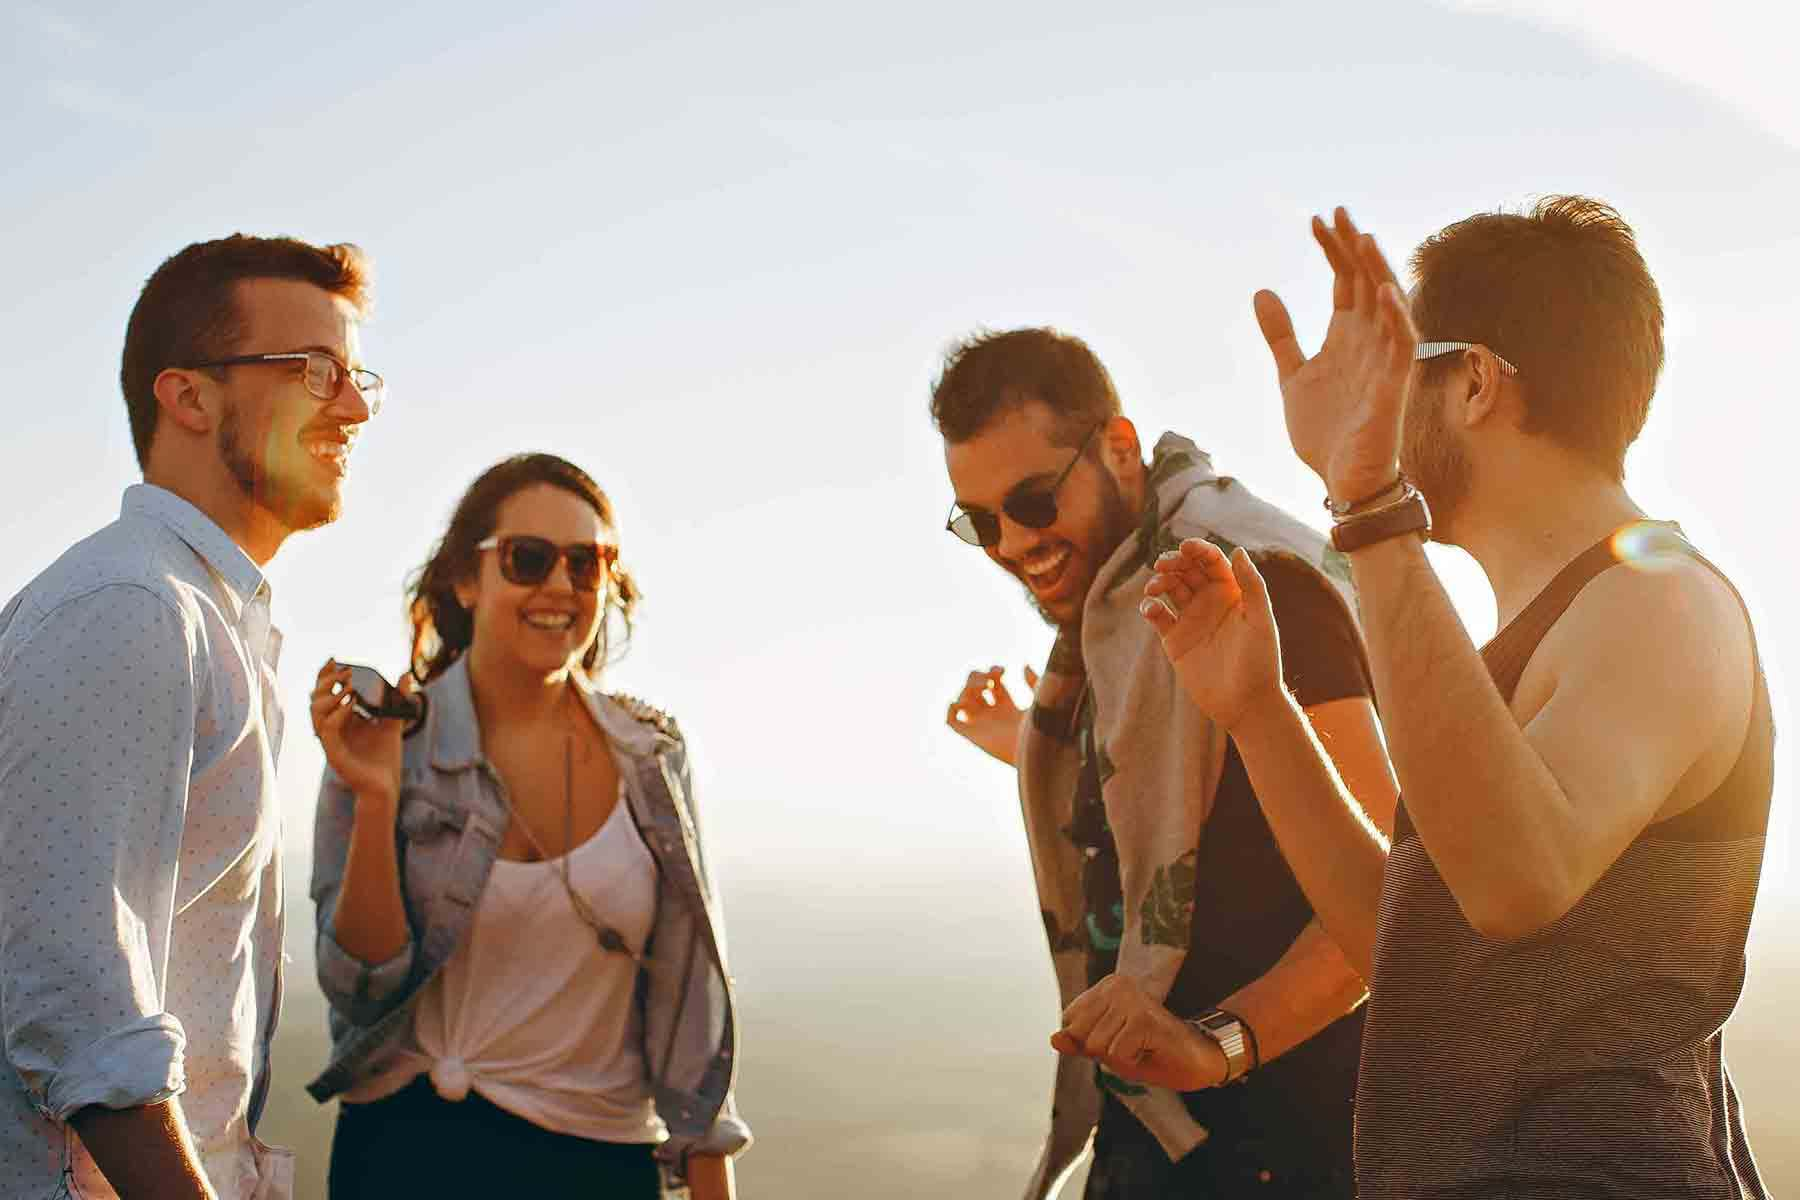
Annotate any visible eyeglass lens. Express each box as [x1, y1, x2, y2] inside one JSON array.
[[497, 536, 611, 590], [302, 352, 385, 414]]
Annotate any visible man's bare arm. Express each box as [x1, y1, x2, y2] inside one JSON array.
[[1346, 537, 1752, 940], [1055, 695, 1396, 1084], [69, 1100, 215, 1200]]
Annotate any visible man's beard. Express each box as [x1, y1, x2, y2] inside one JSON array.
[[218, 403, 338, 534], [1022, 470, 1136, 632], [1400, 385, 1471, 535]]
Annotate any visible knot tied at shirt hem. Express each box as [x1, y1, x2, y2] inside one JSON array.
[[430, 1057, 472, 1101]]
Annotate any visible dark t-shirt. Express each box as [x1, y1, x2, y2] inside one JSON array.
[[1074, 556, 1372, 1193]]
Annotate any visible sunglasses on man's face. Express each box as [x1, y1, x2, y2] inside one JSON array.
[[946, 423, 1102, 548], [475, 535, 617, 591]]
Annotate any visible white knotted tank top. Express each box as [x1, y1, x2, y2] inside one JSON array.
[[345, 782, 665, 1144]]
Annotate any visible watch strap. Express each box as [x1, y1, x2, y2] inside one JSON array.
[[1330, 485, 1432, 554], [1190, 1009, 1254, 1084]]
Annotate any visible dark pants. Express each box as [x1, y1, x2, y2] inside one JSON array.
[[1085, 1094, 1354, 1200], [328, 1076, 661, 1199]]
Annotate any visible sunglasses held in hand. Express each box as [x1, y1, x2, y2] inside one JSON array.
[[340, 664, 428, 736], [476, 535, 618, 591]]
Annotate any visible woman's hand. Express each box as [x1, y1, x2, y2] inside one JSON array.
[[1255, 207, 1420, 507], [944, 665, 1038, 767], [309, 660, 409, 804], [1140, 540, 1285, 733]]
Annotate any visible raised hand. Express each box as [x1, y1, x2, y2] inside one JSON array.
[[945, 665, 1039, 767], [1256, 207, 1419, 506], [1140, 540, 1284, 733], [310, 659, 408, 804], [1050, 973, 1226, 1092]]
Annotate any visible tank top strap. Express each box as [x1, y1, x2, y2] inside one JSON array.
[[1479, 520, 1686, 702]]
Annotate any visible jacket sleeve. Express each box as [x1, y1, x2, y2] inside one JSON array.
[[0, 587, 192, 1119], [309, 766, 415, 1028], [655, 738, 753, 1166]]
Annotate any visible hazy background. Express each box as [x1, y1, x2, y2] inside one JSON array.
[[4, 1, 1796, 1195]]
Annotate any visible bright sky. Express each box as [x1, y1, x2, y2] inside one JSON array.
[[3, 0, 1795, 909]]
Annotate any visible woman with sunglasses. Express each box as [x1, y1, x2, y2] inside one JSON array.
[[305, 453, 749, 1199]]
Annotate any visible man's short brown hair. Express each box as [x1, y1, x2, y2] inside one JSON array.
[[1410, 196, 1663, 480], [929, 327, 1122, 448], [120, 235, 373, 466]]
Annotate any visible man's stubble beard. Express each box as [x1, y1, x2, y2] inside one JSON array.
[[1023, 469, 1137, 634], [218, 401, 339, 534], [1400, 382, 1471, 535]]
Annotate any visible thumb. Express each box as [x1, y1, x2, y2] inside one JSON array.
[[1253, 289, 1305, 380], [396, 670, 419, 696], [1230, 548, 1270, 612]]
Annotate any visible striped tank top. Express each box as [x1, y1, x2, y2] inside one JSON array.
[[1355, 522, 1774, 1198]]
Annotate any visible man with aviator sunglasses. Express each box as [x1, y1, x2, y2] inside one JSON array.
[[0, 235, 378, 1200], [933, 328, 1396, 1199]]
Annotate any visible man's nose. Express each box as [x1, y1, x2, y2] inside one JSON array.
[[327, 378, 375, 424], [993, 514, 1040, 564]]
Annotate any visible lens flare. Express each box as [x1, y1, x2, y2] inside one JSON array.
[[1609, 521, 1686, 573]]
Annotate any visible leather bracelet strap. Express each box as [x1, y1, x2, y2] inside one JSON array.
[[1330, 485, 1431, 553], [1324, 471, 1408, 517]]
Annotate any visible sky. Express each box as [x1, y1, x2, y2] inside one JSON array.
[[3, 1, 1799, 1189]]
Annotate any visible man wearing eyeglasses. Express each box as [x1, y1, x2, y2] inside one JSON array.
[[0, 235, 380, 1200], [933, 328, 1397, 1199]]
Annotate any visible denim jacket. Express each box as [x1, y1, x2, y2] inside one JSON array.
[[305, 657, 750, 1174]]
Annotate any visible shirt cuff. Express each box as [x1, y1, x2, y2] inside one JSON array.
[[315, 921, 414, 1024], [41, 1013, 186, 1120], [657, 1109, 753, 1168]]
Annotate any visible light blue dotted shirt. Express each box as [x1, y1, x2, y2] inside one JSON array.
[[0, 484, 289, 1200]]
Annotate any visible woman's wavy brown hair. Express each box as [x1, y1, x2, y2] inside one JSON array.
[[406, 453, 640, 683]]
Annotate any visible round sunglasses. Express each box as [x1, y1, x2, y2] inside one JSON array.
[[475, 535, 618, 591], [945, 422, 1102, 548]]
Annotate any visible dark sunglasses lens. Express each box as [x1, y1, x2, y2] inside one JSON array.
[[950, 511, 999, 547], [500, 537, 558, 585], [1004, 489, 1058, 530], [346, 666, 388, 710], [563, 546, 603, 590]]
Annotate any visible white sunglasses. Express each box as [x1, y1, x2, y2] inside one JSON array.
[[1415, 340, 1518, 376]]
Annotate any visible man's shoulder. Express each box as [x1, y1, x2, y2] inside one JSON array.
[[0, 516, 200, 660], [1551, 546, 1753, 678]]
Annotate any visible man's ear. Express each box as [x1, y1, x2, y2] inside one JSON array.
[[1100, 415, 1142, 470], [1456, 349, 1509, 432], [151, 367, 216, 436]]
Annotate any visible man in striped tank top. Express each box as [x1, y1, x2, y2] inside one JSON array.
[[1057, 198, 1774, 1197]]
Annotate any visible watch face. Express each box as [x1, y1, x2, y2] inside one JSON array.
[[1200, 1012, 1237, 1034]]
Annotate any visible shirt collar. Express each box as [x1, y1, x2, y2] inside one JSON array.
[[123, 483, 271, 619]]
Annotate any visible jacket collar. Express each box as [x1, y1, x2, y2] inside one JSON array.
[[424, 655, 667, 771]]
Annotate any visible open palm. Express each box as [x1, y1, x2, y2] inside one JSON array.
[[1141, 540, 1283, 733], [1256, 207, 1419, 505]]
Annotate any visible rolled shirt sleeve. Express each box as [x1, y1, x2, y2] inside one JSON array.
[[661, 1097, 753, 1165], [0, 586, 196, 1118]]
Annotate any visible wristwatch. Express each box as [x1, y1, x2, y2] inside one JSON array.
[[1189, 1009, 1255, 1085]]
